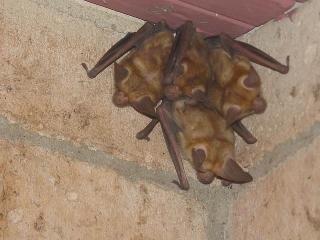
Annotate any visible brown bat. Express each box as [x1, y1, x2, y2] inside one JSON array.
[[170, 99, 252, 184], [162, 21, 211, 104], [82, 21, 289, 190], [82, 21, 190, 189], [205, 33, 289, 125], [82, 21, 174, 118]]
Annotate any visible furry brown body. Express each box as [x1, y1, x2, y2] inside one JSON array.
[[207, 47, 266, 125], [113, 30, 174, 117], [172, 100, 252, 184]]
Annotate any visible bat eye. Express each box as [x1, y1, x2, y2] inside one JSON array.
[[114, 63, 129, 83], [252, 97, 267, 114], [112, 91, 129, 107]]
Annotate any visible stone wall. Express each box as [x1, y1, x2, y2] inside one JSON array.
[[0, 0, 319, 239]]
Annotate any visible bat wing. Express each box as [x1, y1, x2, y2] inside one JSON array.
[[156, 100, 189, 190], [82, 22, 160, 78], [163, 21, 195, 86], [219, 33, 289, 74]]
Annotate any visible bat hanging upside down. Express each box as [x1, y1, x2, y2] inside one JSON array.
[[82, 20, 289, 190]]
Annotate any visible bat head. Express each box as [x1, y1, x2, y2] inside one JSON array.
[[208, 51, 267, 125]]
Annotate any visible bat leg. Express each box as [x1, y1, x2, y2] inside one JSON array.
[[216, 158, 253, 184], [231, 121, 257, 144], [219, 33, 289, 74], [156, 101, 189, 190], [82, 22, 155, 78], [163, 21, 195, 86], [136, 119, 159, 140]]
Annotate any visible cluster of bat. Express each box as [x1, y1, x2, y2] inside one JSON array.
[[82, 21, 289, 190]]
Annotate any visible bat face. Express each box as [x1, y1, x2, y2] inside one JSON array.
[[207, 48, 267, 125], [113, 30, 174, 117], [172, 99, 252, 184]]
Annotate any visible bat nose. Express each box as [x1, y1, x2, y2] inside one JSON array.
[[252, 97, 267, 114]]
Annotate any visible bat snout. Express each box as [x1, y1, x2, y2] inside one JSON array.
[[112, 91, 129, 107]]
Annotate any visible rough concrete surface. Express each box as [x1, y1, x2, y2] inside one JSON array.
[[230, 137, 320, 240], [0, 0, 319, 239], [0, 139, 207, 240], [0, 0, 173, 172]]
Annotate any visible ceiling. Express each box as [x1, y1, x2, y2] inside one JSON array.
[[85, 0, 305, 37]]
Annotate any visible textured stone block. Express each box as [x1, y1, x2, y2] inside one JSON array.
[[230, 136, 320, 240], [0, 0, 175, 172], [0, 140, 207, 240]]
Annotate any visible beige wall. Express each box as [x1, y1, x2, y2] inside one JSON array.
[[0, 0, 319, 239]]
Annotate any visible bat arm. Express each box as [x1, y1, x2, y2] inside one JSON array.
[[82, 22, 155, 78], [220, 33, 289, 74], [163, 21, 195, 86], [136, 119, 159, 140], [156, 101, 190, 190]]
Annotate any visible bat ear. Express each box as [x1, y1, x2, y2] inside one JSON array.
[[242, 68, 260, 89], [225, 106, 242, 126], [114, 62, 129, 83], [192, 148, 206, 169], [216, 158, 253, 184], [219, 33, 289, 74], [192, 148, 216, 184]]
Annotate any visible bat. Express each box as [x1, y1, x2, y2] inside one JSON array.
[[170, 99, 252, 184], [162, 21, 211, 105], [82, 21, 289, 190], [82, 21, 190, 189], [205, 33, 289, 125], [82, 21, 174, 118]]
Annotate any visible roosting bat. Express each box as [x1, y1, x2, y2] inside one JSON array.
[[82, 21, 289, 190], [170, 99, 252, 184], [205, 34, 289, 125], [83, 21, 174, 118]]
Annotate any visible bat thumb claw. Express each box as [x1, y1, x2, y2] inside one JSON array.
[[172, 180, 190, 190], [81, 63, 89, 72], [81, 63, 96, 79], [286, 55, 290, 68]]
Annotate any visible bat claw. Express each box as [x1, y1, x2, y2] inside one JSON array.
[[172, 180, 190, 190], [81, 63, 95, 79], [81, 63, 89, 72], [285, 55, 290, 70]]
